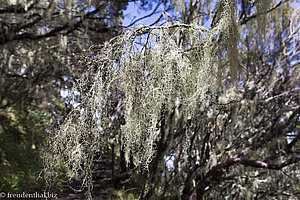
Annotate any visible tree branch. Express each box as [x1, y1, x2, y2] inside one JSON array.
[[0, 3, 34, 14], [188, 154, 300, 200], [123, 1, 162, 28], [237, 155, 300, 169], [0, 3, 106, 45], [240, 0, 288, 25]]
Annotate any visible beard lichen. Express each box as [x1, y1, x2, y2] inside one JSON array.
[[43, 0, 240, 197]]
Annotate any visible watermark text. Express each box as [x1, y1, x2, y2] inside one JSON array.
[[0, 191, 58, 199]]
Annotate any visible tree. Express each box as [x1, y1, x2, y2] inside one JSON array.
[[0, 0, 130, 192], [44, 0, 299, 199]]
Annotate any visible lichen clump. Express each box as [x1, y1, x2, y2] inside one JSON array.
[[43, 0, 239, 195]]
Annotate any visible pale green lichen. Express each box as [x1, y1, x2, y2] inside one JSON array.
[[43, 0, 240, 197]]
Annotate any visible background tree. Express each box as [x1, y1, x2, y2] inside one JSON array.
[[0, 0, 132, 193]]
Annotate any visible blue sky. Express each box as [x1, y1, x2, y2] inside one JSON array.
[[122, 1, 166, 27], [122, 0, 300, 27]]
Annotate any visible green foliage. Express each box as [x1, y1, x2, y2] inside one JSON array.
[[108, 188, 139, 200], [0, 107, 47, 192]]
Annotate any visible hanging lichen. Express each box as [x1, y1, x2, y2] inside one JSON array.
[[43, 0, 240, 197], [256, 0, 271, 37]]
